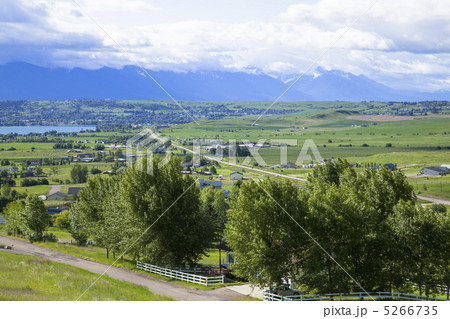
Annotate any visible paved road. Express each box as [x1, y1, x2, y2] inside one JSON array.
[[149, 129, 307, 182], [0, 236, 250, 301], [417, 195, 450, 206]]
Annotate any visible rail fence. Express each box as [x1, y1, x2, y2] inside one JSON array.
[[136, 261, 224, 286], [263, 290, 449, 301]]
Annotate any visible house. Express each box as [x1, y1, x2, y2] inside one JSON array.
[[280, 162, 298, 169], [21, 171, 35, 178], [223, 190, 231, 199], [11, 167, 19, 173], [230, 172, 243, 180], [77, 153, 93, 159], [421, 167, 449, 176], [0, 168, 11, 172], [204, 171, 212, 175], [68, 187, 84, 197], [80, 157, 94, 163], [47, 192, 70, 201], [181, 170, 192, 174], [384, 163, 397, 171], [441, 164, 450, 169], [198, 179, 222, 190]]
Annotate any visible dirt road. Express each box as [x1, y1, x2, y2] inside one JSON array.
[[417, 195, 450, 206], [0, 236, 250, 301]]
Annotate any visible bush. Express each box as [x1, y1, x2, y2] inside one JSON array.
[[42, 233, 58, 242], [91, 168, 102, 175]]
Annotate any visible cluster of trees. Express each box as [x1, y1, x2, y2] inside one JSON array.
[[226, 160, 450, 298], [21, 178, 49, 187], [70, 164, 88, 183], [69, 157, 227, 267], [2, 195, 51, 242], [0, 183, 17, 212]]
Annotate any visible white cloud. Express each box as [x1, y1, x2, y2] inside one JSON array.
[[1, 0, 450, 91]]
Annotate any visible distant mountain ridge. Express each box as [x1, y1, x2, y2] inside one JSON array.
[[0, 62, 449, 102]]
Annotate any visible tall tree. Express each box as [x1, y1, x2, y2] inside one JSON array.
[[200, 186, 228, 238], [390, 201, 442, 296], [70, 164, 88, 183], [23, 195, 50, 241], [3, 201, 26, 236], [226, 178, 308, 288]]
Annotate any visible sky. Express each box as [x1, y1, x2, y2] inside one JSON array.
[[1, 0, 450, 91]]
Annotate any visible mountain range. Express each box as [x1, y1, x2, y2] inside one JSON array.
[[0, 62, 449, 102]]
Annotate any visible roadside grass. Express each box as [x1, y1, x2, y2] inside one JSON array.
[[35, 241, 246, 291], [0, 251, 172, 301], [13, 185, 52, 196], [44, 227, 74, 242]]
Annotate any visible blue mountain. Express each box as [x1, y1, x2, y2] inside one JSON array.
[[0, 62, 448, 101]]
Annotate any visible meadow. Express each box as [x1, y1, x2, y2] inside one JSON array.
[[0, 251, 172, 301]]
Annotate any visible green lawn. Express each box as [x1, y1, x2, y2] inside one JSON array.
[[0, 251, 172, 301]]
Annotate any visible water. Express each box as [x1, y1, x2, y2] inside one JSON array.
[[0, 125, 96, 135]]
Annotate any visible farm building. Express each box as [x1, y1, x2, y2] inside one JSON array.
[[47, 192, 70, 201], [68, 187, 84, 197], [230, 172, 243, 180], [421, 167, 449, 176], [198, 179, 222, 190]]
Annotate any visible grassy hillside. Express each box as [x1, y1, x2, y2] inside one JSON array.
[[0, 251, 172, 301]]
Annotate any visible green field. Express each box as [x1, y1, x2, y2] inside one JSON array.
[[0, 251, 172, 301]]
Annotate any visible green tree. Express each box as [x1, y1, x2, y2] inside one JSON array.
[[70, 164, 88, 183], [389, 201, 442, 296], [70, 175, 118, 254], [225, 178, 308, 288], [53, 210, 71, 229], [3, 201, 26, 236], [23, 195, 50, 241], [34, 166, 44, 176], [200, 186, 228, 237], [120, 157, 215, 267]]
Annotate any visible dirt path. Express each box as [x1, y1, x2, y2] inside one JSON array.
[[417, 196, 450, 206], [49, 184, 63, 195], [0, 236, 250, 301]]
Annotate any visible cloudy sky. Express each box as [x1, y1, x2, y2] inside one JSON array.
[[1, 0, 450, 91]]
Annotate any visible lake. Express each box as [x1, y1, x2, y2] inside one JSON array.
[[0, 125, 96, 135]]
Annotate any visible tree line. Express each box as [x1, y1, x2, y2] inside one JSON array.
[[225, 160, 450, 298]]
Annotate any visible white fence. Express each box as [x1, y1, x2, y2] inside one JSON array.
[[136, 261, 224, 286], [263, 291, 449, 301]]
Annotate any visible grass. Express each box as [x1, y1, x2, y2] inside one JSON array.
[[0, 251, 172, 301], [44, 227, 74, 241], [35, 241, 246, 291]]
